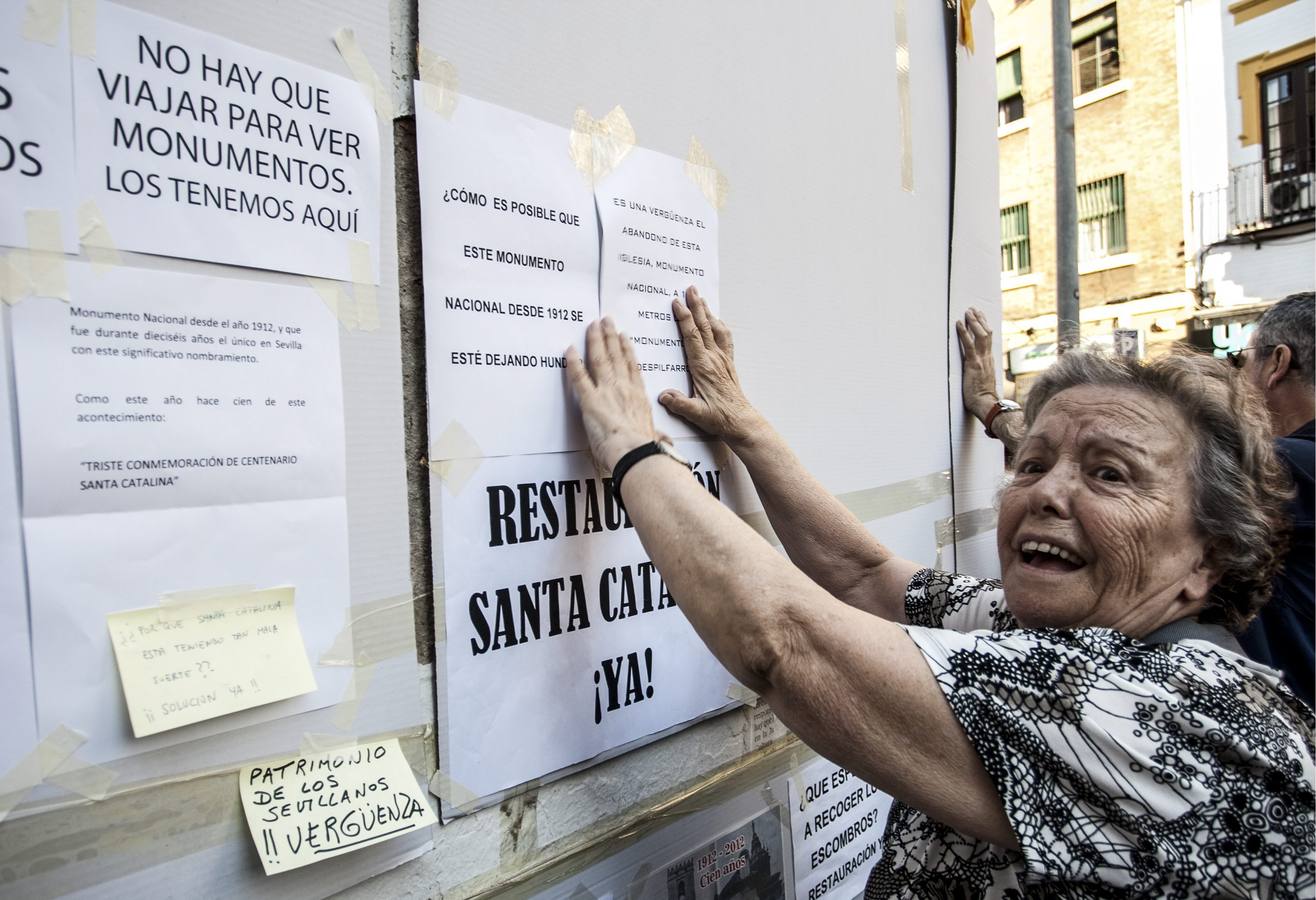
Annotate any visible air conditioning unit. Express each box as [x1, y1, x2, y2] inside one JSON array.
[[1271, 178, 1302, 212]]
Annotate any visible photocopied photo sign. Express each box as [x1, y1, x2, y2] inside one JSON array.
[[239, 738, 437, 875], [11, 262, 351, 762], [787, 757, 892, 900], [660, 808, 788, 900], [72, 2, 380, 282], [415, 92, 598, 457], [597, 146, 720, 441], [107, 587, 317, 737], [439, 442, 738, 803], [1, 0, 79, 251]]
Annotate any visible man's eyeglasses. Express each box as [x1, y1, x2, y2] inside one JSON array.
[[1225, 344, 1301, 370]]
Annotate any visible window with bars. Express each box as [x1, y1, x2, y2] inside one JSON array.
[[997, 50, 1024, 126], [1077, 175, 1127, 261], [1072, 6, 1120, 96], [1000, 203, 1030, 275]]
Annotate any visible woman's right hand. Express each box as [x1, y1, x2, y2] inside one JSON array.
[[659, 286, 764, 446]]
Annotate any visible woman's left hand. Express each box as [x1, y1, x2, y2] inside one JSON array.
[[566, 318, 661, 473]]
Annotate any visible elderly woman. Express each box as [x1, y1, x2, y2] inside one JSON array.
[[564, 289, 1315, 898]]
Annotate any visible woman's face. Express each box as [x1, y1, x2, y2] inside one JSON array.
[[997, 384, 1219, 636]]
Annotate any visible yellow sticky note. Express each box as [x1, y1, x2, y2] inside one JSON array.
[[239, 738, 437, 875], [106, 587, 316, 737]]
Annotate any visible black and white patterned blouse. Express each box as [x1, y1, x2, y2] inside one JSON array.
[[864, 569, 1316, 899]]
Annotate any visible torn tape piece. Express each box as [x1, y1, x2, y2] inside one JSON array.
[[429, 420, 484, 495], [1, 251, 33, 306], [70, 0, 95, 58], [331, 665, 377, 731], [44, 753, 117, 803], [934, 506, 997, 549], [568, 105, 636, 185], [348, 239, 380, 332], [0, 725, 87, 824], [959, 0, 977, 53], [333, 27, 392, 121], [22, 0, 64, 45], [299, 732, 360, 757], [306, 275, 359, 331], [429, 769, 481, 810], [684, 137, 730, 211], [416, 44, 460, 118], [25, 209, 69, 301], [894, 0, 914, 192], [78, 200, 121, 272], [726, 682, 759, 708], [741, 469, 951, 548], [319, 593, 416, 667]]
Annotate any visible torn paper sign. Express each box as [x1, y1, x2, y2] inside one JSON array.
[[1, 0, 79, 252], [12, 263, 351, 763], [107, 586, 317, 737], [239, 737, 436, 875], [414, 91, 597, 457], [72, 2, 381, 282]]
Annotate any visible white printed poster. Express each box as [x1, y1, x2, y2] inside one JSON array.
[[787, 757, 892, 900], [72, 2, 380, 282], [0, 311, 39, 774], [439, 443, 738, 802], [1, 0, 79, 251], [597, 146, 719, 441], [10, 263, 352, 763], [415, 92, 597, 458]]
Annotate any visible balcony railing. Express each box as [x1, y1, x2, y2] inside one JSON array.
[[1195, 147, 1315, 245]]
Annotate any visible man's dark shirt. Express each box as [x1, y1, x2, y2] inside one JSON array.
[[1241, 419, 1315, 706]]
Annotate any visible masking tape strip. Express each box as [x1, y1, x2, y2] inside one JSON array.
[[416, 44, 460, 118], [568, 105, 636, 185], [684, 137, 730, 211], [332, 27, 392, 121], [0, 725, 118, 824], [1, 251, 32, 306], [739, 468, 952, 546], [78, 200, 121, 272], [70, 0, 95, 58], [959, 0, 977, 53], [428, 420, 485, 495], [933, 505, 997, 570], [430, 768, 482, 809], [726, 682, 759, 708], [319, 592, 418, 667], [25, 209, 70, 301], [22, 0, 64, 45], [306, 275, 359, 331], [894, 0, 914, 193], [348, 239, 380, 332], [934, 506, 997, 549], [298, 732, 361, 756]]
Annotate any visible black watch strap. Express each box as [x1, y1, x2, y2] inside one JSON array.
[[611, 442, 687, 498]]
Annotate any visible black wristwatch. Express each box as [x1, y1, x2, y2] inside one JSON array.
[[610, 441, 693, 498]]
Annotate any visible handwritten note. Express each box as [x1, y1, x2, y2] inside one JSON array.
[[239, 738, 437, 875], [106, 587, 316, 737]]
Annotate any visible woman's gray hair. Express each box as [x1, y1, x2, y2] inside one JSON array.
[[1023, 347, 1293, 632]]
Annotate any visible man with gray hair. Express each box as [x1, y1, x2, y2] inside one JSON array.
[[1232, 291, 1314, 706]]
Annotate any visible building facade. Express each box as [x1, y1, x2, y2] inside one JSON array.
[[1180, 0, 1314, 355], [992, 0, 1314, 388]]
